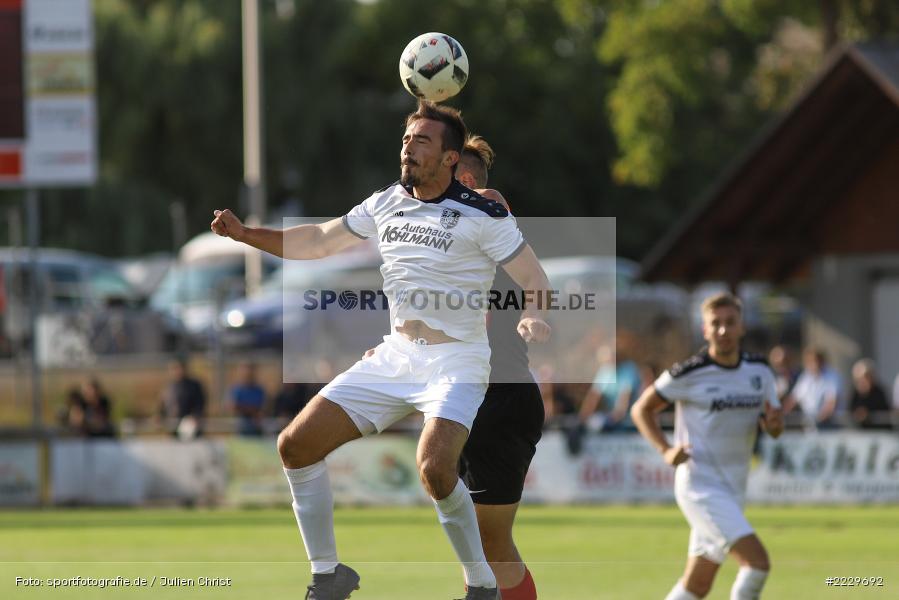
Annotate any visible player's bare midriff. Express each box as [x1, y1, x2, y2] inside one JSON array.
[[395, 320, 460, 344]]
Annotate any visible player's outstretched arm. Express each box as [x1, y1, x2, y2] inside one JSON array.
[[211, 211, 361, 260], [631, 387, 690, 467], [502, 244, 552, 343]]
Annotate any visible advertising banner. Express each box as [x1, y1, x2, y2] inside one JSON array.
[[523, 432, 675, 504], [0, 442, 40, 506], [226, 435, 427, 506], [747, 432, 899, 504], [50, 439, 226, 505], [32, 432, 899, 507]]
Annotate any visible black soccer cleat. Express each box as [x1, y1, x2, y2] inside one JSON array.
[[456, 586, 501, 600], [304, 564, 360, 600]]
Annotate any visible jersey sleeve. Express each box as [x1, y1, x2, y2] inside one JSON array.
[[653, 369, 689, 403], [342, 194, 378, 239], [479, 213, 526, 264]]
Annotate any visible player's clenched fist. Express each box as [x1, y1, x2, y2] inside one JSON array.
[[517, 317, 551, 343], [663, 444, 691, 467], [211, 209, 245, 240]]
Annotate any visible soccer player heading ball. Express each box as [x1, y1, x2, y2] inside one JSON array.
[[211, 101, 551, 600], [631, 293, 784, 600]]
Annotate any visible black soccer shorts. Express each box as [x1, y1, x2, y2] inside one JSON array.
[[459, 382, 545, 505]]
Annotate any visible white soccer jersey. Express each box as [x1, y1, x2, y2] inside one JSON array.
[[342, 179, 525, 343], [654, 350, 780, 497]]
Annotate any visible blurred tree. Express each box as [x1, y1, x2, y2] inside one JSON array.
[[2, 0, 896, 263], [596, 0, 899, 189], [585, 0, 897, 253], [266, 0, 622, 224], [1, 0, 244, 256]]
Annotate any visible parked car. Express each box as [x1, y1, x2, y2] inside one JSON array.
[[150, 232, 281, 346], [219, 241, 385, 353], [0, 248, 175, 356], [116, 252, 174, 299]]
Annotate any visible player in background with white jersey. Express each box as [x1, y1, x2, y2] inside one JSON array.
[[211, 102, 551, 600], [631, 293, 784, 600]]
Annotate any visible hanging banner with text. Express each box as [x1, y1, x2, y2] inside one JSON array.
[[0, 0, 97, 187]]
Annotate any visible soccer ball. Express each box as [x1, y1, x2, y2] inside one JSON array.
[[399, 32, 469, 103]]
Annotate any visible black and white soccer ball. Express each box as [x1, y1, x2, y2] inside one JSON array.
[[399, 32, 469, 103]]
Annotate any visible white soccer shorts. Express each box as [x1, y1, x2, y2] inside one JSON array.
[[674, 465, 755, 564], [319, 332, 491, 435]]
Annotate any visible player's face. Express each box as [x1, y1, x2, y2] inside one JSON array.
[[702, 306, 744, 355], [400, 119, 449, 187]]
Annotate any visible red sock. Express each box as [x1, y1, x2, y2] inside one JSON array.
[[501, 568, 536, 600]]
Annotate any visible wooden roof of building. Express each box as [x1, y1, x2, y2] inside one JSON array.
[[642, 42, 899, 285]]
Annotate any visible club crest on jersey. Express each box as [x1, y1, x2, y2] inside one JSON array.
[[751, 375, 762, 390], [440, 208, 461, 229]]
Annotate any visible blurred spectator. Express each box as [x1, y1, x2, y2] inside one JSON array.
[[769, 345, 799, 403], [579, 345, 641, 432], [80, 378, 116, 437], [272, 359, 334, 432], [849, 359, 891, 430], [535, 364, 576, 424], [58, 379, 115, 437], [272, 382, 310, 429], [159, 358, 206, 439], [230, 362, 266, 436], [58, 388, 87, 435], [786, 347, 841, 430], [535, 364, 581, 454]]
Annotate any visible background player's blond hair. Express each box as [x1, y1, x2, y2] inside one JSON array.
[[460, 135, 496, 188], [701, 292, 743, 315]]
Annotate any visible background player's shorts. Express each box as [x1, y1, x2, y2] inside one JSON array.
[[674, 465, 754, 564], [319, 333, 490, 434], [459, 382, 544, 505]]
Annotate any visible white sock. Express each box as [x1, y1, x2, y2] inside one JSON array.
[[665, 580, 700, 600], [433, 479, 496, 588], [730, 567, 768, 600], [283, 462, 338, 574]]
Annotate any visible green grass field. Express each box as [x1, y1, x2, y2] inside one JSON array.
[[1, 505, 896, 599]]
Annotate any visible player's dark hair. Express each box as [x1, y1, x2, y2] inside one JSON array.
[[406, 101, 467, 157], [460, 135, 495, 188], [701, 292, 743, 314]]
